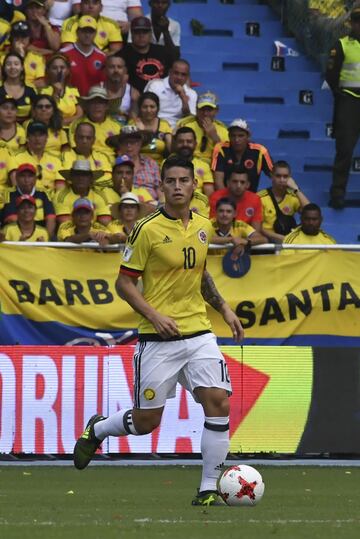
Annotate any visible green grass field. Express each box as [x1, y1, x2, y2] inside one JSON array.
[[1, 465, 360, 539]]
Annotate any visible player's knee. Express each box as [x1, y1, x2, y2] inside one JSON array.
[[132, 408, 163, 434], [213, 393, 230, 416]]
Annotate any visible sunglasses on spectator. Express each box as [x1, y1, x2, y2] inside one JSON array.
[[36, 104, 52, 109]]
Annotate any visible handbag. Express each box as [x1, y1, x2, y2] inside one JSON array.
[[267, 188, 297, 235]]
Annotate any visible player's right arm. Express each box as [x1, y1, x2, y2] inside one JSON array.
[[116, 273, 180, 339]]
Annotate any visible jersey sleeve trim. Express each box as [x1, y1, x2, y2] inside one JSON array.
[[120, 265, 143, 277]]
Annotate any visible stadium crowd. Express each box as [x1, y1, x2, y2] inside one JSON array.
[[0, 0, 337, 248]]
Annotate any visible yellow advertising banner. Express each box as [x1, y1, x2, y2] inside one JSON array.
[[0, 245, 359, 345]]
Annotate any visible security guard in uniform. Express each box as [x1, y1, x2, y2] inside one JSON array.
[[326, 6, 360, 209]]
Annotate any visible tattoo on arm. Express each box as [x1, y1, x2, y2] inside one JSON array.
[[201, 270, 225, 312]]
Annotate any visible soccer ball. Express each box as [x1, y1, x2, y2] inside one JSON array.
[[218, 464, 265, 506]]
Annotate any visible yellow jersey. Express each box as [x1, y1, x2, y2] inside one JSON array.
[[61, 15, 122, 51], [23, 120, 68, 157], [53, 186, 110, 221], [61, 148, 113, 188], [283, 227, 337, 248], [2, 222, 49, 242], [258, 189, 300, 232], [0, 147, 11, 188], [193, 156, 214, 192], [176, 116, 229, 164], [190, 190, 210, 218], [120, 208, 213, 337], [69, 116, 121, 160], [40, 85, 80, 122], [57, 220, 106, 241], [10, 149, 62, 194], [209, 218, 255, 255], [0, 123, 26, 153]]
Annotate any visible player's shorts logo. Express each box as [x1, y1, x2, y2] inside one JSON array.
[[144, 388, 156, 400], [198, 229, 207, 244]]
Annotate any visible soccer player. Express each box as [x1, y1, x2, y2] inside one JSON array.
[[74, 156, 244, 506]]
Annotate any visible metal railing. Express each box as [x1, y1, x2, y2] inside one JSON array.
[[267, 0, 355, 70], [2, 241, 360, 251]]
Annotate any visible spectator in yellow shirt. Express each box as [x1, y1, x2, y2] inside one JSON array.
[[258, 160, 310, 244], [40, 53, 83, 126], [54, 158, 111, 225], [106, 190, 141, 242], [0, 193, 49, 242], [210, 197, 266, 255], [69, 85, 121, 160], [61, 0, 123, 54], [9, 121, 63, 193], [5, 20, 46, 88], [26, 94, 68, 156], [62, 121, 113, 190], [57, 196, 109, 243], [0, 94, 25, 153], [0, 51, 37, 122], [101, 154, 156, 216], [283, 203, 337, 248], [176, 92, 228, 164]]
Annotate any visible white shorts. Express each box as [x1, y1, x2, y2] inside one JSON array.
[[133, 332, 232, 409]]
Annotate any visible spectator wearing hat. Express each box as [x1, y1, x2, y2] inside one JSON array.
[[177, 92, 228, 165], [62, 121, 113, 190], [57, 197, 109, 243], [101, 154, 156, 212], [23, 0, 61, 54], [4, 20, 46, 88], [106, 125, 161, 200], [69, 86, 120, 158], [100, 0, 143, 36], [60, 16, 106, 96], [144, 59, 197, 129], [209, 166, 262, 231], [0, 51, 37, 121], [120, 16, 176, 93], [0, 193, 49, 242], [1, 162, 56, 237], [326, 5, 360, 209], [103, 54, 140, 125], [0, 94, 25, 154], [212, 118, 273, 192], [61, 0, 123, 54], [10, 121, 63, 193], [146, 0, 181, 55], [210, 197, 266, 256], [106, 191, 141, 242], [283, 203, 336, 248], [258, 160, 309, 244], [53, 159, 111, 224], [40, 53, 83, 126]]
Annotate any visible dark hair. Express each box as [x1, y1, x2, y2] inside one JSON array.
[[75, 121, 96, 137], [45, 53, 71, 85], [1, 52, 25, 84], [32, 94, 63, 133], [215, 197, 236, 211], [228, 165, 249, 179], [161, 156, 194, 181], [272, 160, 291, 174], [171, 58, 190, 71], [174, 126, 196, 140], [302, 203, 321, 216], [138, 91, 160, 112]]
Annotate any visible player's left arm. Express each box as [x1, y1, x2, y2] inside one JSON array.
[[201, 269, 244, 342]]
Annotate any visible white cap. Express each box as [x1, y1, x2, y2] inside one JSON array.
[[120, 192, 140, 205], [228, 119, 250, 134]]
